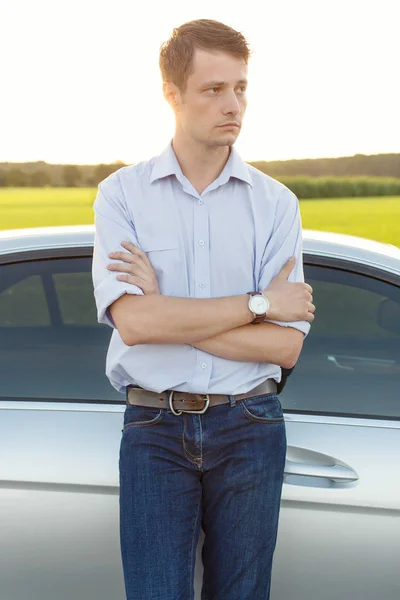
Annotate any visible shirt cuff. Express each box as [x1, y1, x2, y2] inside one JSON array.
[[265, 318, 311, 337], [94, 275, 144, 328]]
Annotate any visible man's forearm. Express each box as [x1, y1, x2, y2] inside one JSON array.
[[110, 293, 254, 346], [191, 321, 304, 369]]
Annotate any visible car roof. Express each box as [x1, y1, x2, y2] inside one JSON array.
[[1, 224, 399, 275]]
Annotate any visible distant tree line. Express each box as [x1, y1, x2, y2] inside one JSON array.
[[0, 161, 126, 187], [251, 153, 400, 178], [0, 153, 399, 188], [279, 176, 400, 199]]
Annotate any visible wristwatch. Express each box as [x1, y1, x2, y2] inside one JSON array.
[[247, 291, 270, 324]]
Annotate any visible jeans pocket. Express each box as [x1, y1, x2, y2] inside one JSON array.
[[122, 404, 164, 430], [240, 393, 284, 423]]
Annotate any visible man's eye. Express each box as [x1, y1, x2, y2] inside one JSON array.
[[209, 87, 220, 94]]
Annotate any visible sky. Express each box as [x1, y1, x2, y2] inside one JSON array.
[[1, 0, 399, 165]]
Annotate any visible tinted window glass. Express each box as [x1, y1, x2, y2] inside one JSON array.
[[53, 272, 98, 325], [0, 257, 121, 402], [0, 274, 50, 326], [280, 264, 400, 419]]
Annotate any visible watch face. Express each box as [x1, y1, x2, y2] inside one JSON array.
[[250, 294, 270, 315]]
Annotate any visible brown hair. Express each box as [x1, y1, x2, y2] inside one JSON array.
[[159, 19, 251, 92]]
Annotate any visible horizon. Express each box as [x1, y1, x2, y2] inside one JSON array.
[[1, 149, 399, 168], [2, 0, 399, 164]]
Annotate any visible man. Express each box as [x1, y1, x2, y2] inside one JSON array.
[[92, 18, 315, 600]]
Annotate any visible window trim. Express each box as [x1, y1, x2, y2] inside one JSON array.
[[0, 246, 92, 267], [304, 253, 400, 287]]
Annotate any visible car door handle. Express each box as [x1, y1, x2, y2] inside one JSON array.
[[284, 459, 359, 482], [327, 355, 354, 370], [327, 354, 395, 371]]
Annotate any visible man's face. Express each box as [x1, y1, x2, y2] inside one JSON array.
[[175, 49, 248, 148]]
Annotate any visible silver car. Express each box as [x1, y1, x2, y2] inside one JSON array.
[[1, 225, 399, 600]]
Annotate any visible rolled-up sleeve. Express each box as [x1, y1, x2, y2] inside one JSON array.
[[258, 186, 311, 337], [92, 178, 144, 329]]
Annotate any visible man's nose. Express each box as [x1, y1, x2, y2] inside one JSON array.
[[222, 91, 241, 115]]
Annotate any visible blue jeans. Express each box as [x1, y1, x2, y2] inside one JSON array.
[[119, 390, 287, 600]]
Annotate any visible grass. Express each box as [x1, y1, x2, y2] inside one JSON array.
[[0, 188, 399, 248], [299, 196, 400, 247], [0, 187, 97, 229]]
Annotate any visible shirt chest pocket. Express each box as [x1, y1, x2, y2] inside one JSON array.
[[139, 235, 183, 296]]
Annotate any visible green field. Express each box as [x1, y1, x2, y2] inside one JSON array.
[[1, 187, 399, 247]]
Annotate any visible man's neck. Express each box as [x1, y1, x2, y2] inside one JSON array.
[[171, 135, 231, 195]]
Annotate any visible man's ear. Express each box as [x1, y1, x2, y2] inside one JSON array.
[[163, 81, 181, 108]]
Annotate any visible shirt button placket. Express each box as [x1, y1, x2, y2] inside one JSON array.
[[194, 198, 210, 300], [192, 195, 212, 390]]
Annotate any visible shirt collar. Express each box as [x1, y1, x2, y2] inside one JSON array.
[[149, 141, 185, 184], [217, 144, 252, 187], [150, 141, 252, 188]]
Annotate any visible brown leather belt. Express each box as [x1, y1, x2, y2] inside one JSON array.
[[126, 379, 277, 415]]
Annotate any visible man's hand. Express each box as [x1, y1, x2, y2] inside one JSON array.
[[107, 241, 161, 295], [263, 257, 315, 323]]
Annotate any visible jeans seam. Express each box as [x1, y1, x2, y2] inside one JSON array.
[[122, 410, 163, 429], [199, 416, 203, 465], [189, 494, 202, 600], [240, 401, 284, 424], [182, 430, 202, 465]]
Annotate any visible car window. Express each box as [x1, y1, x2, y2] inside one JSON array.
[[0, 256, 121, 402], [0, 274, 50, 326], [53, 272, 98, 325], [280, 264, 400, 419]]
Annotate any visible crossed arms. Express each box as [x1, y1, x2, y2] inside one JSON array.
[[107, 244, 314, 369], [110, 292, 308, 369]]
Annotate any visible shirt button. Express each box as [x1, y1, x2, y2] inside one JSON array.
[[198, 200, 204, 205], [198, 240, 205, 246], [201, 362, 207, 369], [199, 283, 206, 288]]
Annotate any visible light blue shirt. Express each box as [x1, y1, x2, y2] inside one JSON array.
[[92, 141, 310, 395]]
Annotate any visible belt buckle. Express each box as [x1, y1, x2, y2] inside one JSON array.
[[167, 391, 210, 416]]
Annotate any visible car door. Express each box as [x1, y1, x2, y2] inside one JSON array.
[[0, 247, 128, 600], [272, 255, 400, 600]]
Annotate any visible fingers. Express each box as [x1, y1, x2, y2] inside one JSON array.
[[108, 250, 137, 264], [109, 241, 154, 269], [290, 283, 313, 303], [304, 283, 313, 294], [107, 241, 160, 295], [108, 242, 152, 280], [274, 256, 296, 281], [114, 273, 156, 296], [121, 240, 154, 268], [107, 260, 147, 276], [107, 255, 149, 278], [305, 303, 316, 323], [120, 240, 144, 256], [304, 290, 313, 302], [114, 273, 145, 286]]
